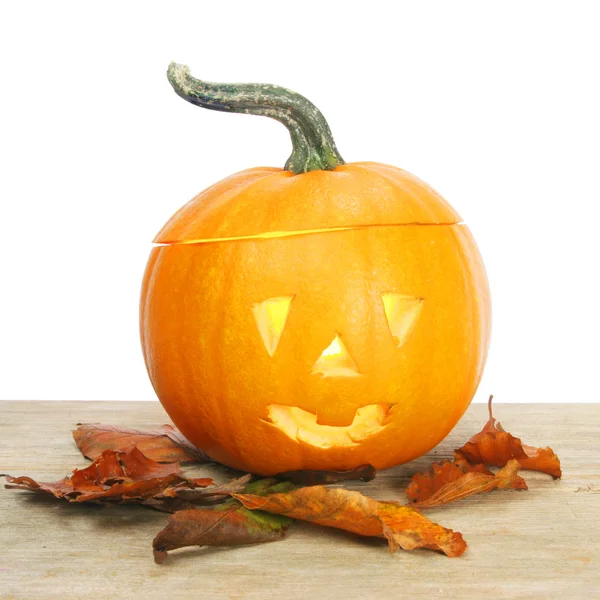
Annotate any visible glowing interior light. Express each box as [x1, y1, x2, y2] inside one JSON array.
[[252, 296, 294, 356], [381, 293, 424, 347], [312, 335, 360, 377], [321, 336, 342, 357]]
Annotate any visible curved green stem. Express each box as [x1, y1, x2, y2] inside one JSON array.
[[167, 62, 345, 174]]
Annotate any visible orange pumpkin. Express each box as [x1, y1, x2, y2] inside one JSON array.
[[140, 63, 491, 475]]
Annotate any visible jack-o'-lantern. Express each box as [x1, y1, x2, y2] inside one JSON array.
[[140, 63, 491, 475]]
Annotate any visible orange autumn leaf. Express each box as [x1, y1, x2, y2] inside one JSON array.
[[456, 396, 562, 478], [2, 446, 212, 503], [73, 423, 209, 464], [407, 453, 493, 503], [233, 485, 466, 557], [406, 457, 527, 508]]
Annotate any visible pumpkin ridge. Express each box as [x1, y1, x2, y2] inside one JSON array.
[[153, 168, 282, 244], [353, 162, 461, 224]]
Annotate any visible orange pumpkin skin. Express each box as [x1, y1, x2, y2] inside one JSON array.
[[140, 162, 491, 475]]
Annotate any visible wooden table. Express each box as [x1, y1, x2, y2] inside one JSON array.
[[0, 401, 598, 599]]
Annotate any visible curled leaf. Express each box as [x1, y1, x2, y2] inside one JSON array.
[[406, 453, 491, 505], [73, 423, 210, 464], [152, 479, 295, 562], [2, 446, 212, 504], [457, 396, 562, 478], [153, 504, 292, 563], [162, 474, 253, 504], [406, 457, 527, 508], [377, 502, 464, 555], [233, 485, 466, 557], [2, 474, 74, 499], [143, 475, 253, 513], [278, 464, 376, 485]]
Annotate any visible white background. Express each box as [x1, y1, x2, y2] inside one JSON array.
[[1, 1, 598, 403]]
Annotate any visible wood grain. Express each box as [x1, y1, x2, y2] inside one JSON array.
[[0, 401, 598, 600]]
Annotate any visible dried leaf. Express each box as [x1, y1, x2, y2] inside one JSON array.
[[278, 464, 376, 485], [140, 475, 251, 514], [3, 474, 74, 499], [2, 446, 213, 504], [152, 479, 295, 562], [161, 474, 252, 504], [73, 423, 209, 464], [376, 502, 464, 555], [518, 444, 562, 477], [233, 485, 466, 557], [141, 476, 252, 513], [456, 396, 562, 478], [405, 453, 491, 505], [406, 457, 527, 508], [152, 503, 292, 563], [141, 496, 198, 514]]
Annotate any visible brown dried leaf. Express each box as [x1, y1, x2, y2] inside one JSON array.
[[278, 464, 376, 485], [153, 505, 292, 563], [3, 474, 74, 499], [141, 496, 198, 513], [161, 474, 252, 504], [73, 423, 209, 464], [456, 396, 562, 478], [406, 457, 527, 508], [2, 446, 213, 504], [234, 485, 466, 557], [152, 479, 295, 562], [141, 475, 252, 514]]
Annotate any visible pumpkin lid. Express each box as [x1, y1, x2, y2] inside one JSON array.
[[157, 64, 462, 244], [153, 162, 462, 245]]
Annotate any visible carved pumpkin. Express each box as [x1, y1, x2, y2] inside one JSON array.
[[140, 63, 491, 475]]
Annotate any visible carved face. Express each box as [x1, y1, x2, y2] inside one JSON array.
[[253, 291, 423, 447], [141, 223, 490, 475]]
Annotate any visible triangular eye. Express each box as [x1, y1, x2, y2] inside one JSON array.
[[312, 335, 360, 378], [381, 293, 424, 347], [252, 296, 294, 356]]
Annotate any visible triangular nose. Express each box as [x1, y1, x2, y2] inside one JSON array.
[[312, 335, 360, 378]]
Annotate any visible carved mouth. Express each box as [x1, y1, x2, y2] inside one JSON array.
[[264, 404, 391, 448]]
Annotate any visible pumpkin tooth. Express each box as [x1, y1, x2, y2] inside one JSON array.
[[296, 426, 357, 448], [315, 405, 359, 427], [348, 405, 390, 442]]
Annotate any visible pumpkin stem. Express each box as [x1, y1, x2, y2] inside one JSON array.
[[167, 62, 345, 175]]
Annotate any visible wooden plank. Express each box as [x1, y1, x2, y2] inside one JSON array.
[[0, 401, 598, 600]]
